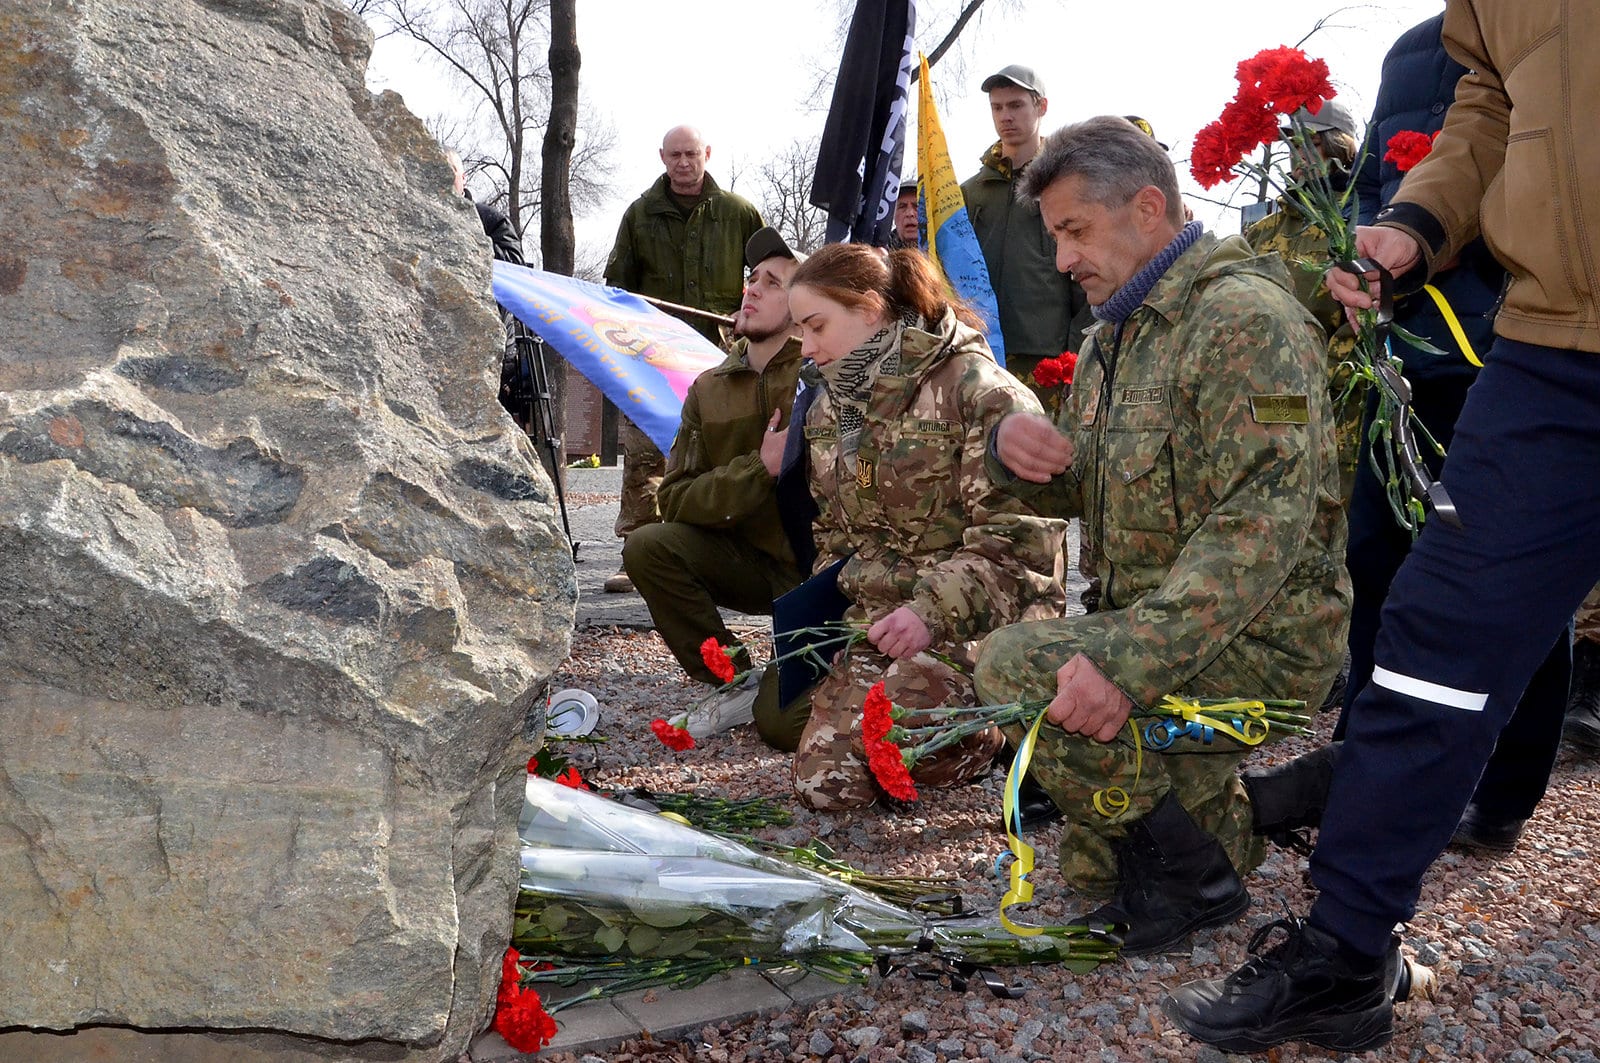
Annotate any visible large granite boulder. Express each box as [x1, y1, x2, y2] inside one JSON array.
[[0, 0, 574, 1059]]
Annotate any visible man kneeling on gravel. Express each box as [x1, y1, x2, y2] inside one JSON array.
[[623, 228, 807, 739], [972, 117, 1350, 954]]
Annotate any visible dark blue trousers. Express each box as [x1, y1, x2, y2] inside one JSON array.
[[1338, 372, 1571, 821], [1310, 338, 1600, 957]]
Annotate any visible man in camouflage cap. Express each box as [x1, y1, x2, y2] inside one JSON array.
[[1243, 100, 1367, 502], [975, 116, 1351, 954]]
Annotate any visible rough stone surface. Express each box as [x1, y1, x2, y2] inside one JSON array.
[[0, 1, 574, 1060]]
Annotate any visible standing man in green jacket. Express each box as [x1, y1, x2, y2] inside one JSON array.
[[623, 228, 806, 738], [603, 125, 765, 593], [961, 65, 1090, 394], [975, 116, 1350, 956]]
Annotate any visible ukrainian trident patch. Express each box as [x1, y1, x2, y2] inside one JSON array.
[[855, 456, 875, 490]]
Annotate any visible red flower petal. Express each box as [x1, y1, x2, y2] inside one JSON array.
[[1384, 129, 1436, 173], [699, 638, 737, 684], [862, 682, 895, 743], [493, 987, 559, 1054], [650, 718, 696, 751], [554, 767, 590, 790]]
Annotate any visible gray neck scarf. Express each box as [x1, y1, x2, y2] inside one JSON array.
[[818, 312, 914, 462]]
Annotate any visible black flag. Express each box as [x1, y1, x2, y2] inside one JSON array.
[[809, 0, 917, 245]]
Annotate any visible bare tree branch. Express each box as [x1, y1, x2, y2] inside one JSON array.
[[911, 0, 986, 84]]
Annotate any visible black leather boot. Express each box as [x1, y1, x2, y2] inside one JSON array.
[[1241, 741, 1341, 854], [1566, 640, 1600, 752], [1163, 917, 1401, 1054], [1450, 801, 1525, 854], [1073, 791, 1250, 955]]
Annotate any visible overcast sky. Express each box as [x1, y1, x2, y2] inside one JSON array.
[[364, 0, 1446, 264]]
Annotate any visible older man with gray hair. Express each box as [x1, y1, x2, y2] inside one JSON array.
[[973, 116, 1351, 955]]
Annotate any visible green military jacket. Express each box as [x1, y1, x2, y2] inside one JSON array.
[[961, 143, 1090, 359], [996, 232, 1351, 709], [657, 335, 804, 567], [806, 311, 1067, 646], [604, 173, 763, 343], [1244, 198, 1365, 499]]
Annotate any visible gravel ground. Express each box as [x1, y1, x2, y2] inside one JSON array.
[[537, 624, 1599, 1063]]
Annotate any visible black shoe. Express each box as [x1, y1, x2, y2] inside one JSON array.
[[1163, 917, 1397, 1054], [1318, 652, 1350, 713], [1449, 802, 1525, 854], [1071, 792, 1250, 955], [1002, 774, 1063, 831], [1566, 641, 1600, 752], [1242, 742, 1341, 855]]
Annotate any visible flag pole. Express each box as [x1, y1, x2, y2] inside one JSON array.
[[636, 293, 735, 328]]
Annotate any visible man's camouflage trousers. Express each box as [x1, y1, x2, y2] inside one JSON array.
[[975, 623, 1269, 900], [793, 641, 1003, 811]]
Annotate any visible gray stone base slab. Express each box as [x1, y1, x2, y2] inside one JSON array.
[[468, 966, 851, 1060]]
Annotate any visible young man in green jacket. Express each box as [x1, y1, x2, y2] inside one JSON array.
[[623, 228, 805, 738], [960, 64, 1090, 393]]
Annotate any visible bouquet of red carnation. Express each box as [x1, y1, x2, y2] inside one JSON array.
[[1190, 44, 1450, 533], [494, 948, 559, 1054], [863, 683, 1312, 805]]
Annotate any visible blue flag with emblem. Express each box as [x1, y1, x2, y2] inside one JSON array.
[[491, 261, 726, 454]]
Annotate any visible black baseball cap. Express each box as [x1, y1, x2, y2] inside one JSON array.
[[744, 226, 806, 270]]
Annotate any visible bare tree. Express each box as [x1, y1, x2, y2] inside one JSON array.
[[540, 0, 578, 275], [753, 138, 830, 255], [359, 0, 612, 245]]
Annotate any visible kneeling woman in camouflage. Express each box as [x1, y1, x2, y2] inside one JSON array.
[[784, 244, 1066, 810]]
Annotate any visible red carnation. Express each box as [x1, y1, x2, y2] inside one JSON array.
[[867, 740, 920, 802], [1384, 129, 1438, 172], [527, 755, 539, 774], [862, 682, 895, 743], [498, 947, 522, 1005], [1190, 98, 1280, 189], [494, 992, 558, 1054], [650, 717, 696, 751], [1032, 350, 1078, 389], [699, 637, 738, 684], [553, 767, 589, 790], [1235, 46, 1336, 117], [492, 953, 559, 1057]]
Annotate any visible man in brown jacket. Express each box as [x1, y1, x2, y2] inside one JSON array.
[[1167, 1, 1600, 1053], [622, 228, 805, 738]]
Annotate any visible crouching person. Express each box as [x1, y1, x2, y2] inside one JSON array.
[[972, 117, 1351, 952], [783, 244, 1067, 811], [623, 228, 807, 737]]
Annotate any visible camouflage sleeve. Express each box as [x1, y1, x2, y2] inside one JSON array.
[[907, 369, 1068, 644], [983, 432, 1084, 518], [1064, 297, 1331, 708]]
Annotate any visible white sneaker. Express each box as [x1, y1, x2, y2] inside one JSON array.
[[676, 667, 764, 738]]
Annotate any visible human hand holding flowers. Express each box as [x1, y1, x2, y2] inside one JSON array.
[[1325, 226, 1425, 314], [1046, 654, 1133, 744]]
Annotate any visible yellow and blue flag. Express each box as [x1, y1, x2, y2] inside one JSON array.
[[915, 53, 1005, 366], [492, 261, 725, 453]]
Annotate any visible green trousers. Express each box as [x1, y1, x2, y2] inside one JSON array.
[[975, 621, 1267, 900], [622, 522, 800, 684]]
